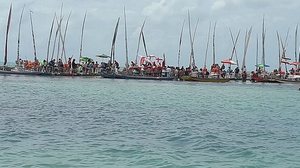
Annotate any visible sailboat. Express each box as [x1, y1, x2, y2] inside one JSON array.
[[286, 25, 300, 81], [100, 10, 174, 81], [0, 5, 44, 75], [50, 11, 99, 77], [180, 19, 230, 83], [251, 17, 282, 83], [223, 29, 240, 80], [280, 26, 300, 82]]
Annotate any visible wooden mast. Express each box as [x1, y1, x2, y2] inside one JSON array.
[[299, 27, 300, 67], [17, 5, 25, 65], [295, 25, 298, 62], [262, 16, 266, 72], [187, 12, 198, 69], [60, 12, 71, 63], [110, 17, 120, 68], [191, 18, 199, 68], [51, 16, 63, 61], [212, 22, 217, 65], [30, 11, 37, 61], [242, 27, 252, 72], [135, 19, 146, 64], [276, 31, 281, 73], [256, 35, 259, 70], [204, 22, 212, 69], [124, 7, 129, 70], [297, 25, 300, 69], [4, 4, 12, 66], [229, 29, 240, 68], [47, 14, 56, 63], [178, 20, 185, 68], [141, 31, 148, 58], [278, 30, 289, 74], [79, 11, 87, 61], [188, 11, 193, 68], [283, 30, 290, 74], [56, 4, 63, 62]]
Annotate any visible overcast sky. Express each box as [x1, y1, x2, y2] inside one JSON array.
[[1, 0, 300, 69]]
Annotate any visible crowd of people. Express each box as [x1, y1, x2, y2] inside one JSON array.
[[15, 57, 100, 75], [100, 57, 250, 80], [250, 66, 300, 82], [124, 60, 167, 77], [14, 56, 300, 80], [168, 64, 244, 79]]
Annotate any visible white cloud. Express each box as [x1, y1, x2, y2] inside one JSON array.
[[212, 0, 226, 11], [142, 0, 175, 22]]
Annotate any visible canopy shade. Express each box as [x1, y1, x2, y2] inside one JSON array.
[[221, 59, 237, 65], [290, 62, 300, 66], [281, 58, 290, 64], [96, 54, 111, 58], [255, 64, 270, 68]]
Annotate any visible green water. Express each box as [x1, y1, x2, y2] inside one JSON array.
[[0, 75, 300, 167]]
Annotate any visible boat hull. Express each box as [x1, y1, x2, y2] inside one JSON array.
[[280, 79, 300, 83], [0, 70, 100, 77], [180, 76, 230, 83], [0, 70, 45, 76], [101, 72, 174, 81], [251, 78, 283, 83]]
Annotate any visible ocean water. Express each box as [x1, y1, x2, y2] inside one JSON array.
[[0, 75, 299, 168]]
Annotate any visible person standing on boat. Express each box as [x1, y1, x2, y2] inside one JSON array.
[[221, 64, 225, 71], [242, 66, 247, 73], [72, 59, 77, 74], [130, 61, 135, 67], [199, 68, 203, 78], [221, 69, 226, 78], [242, 71, 247, 82], [257, 67, 262, 74], [115, 60, 120, 70], [234, 67, 240, 79], [68, 57, 72, 73], [41, 60, 47, 72], [57, 59, 63, 73], [88, 61, 94, 74], [153, 61, 156, 68], [50, 59, 56, 73], [290, 68, 295, 75], [94, 61, 99, 74], [227, 66, 232, 78], [34, 58, 40, 71]]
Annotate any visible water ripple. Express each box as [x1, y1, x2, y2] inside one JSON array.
[[0, 76, 300, 167]]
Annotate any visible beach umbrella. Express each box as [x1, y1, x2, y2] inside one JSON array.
[[255, 64, 270, 68], [221, 59, 237, 65]]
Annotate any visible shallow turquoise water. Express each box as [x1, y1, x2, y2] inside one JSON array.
[[0, 75, 300, 168]]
